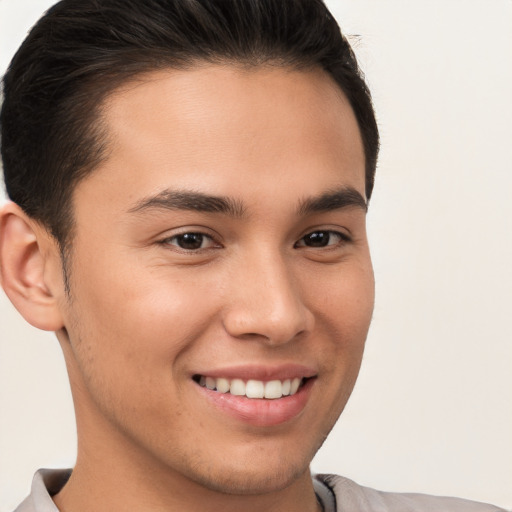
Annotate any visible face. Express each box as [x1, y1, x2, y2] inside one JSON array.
[[57, 65, 374, 495]]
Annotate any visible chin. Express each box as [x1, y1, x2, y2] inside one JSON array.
[[172, 410, 337, 496], [196, 465, 309, 496], [182, 448, 313, 496]]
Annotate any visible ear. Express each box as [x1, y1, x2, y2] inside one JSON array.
[[0, 202, 65, 331]]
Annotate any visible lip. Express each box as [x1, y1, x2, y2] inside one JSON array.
[[193, 363, 317, 381], [192, 364, 317, 427]]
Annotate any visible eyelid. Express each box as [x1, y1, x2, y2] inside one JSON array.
[[294, 228, 352, 248], [157, 227, 223, 251]]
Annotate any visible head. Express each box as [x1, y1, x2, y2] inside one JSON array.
[[1, 0, 378, 253], [0, 0, 379, 503]]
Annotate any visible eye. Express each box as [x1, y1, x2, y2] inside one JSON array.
[[163, 232, 217, 251], [295, 230, 349, 248]]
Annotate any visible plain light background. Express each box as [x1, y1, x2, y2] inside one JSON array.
[[1, 1, 511, 510]]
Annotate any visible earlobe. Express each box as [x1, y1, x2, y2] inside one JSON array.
[[0, 202, 65, 331]]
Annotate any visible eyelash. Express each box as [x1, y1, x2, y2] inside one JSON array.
[[294, 230, 351, 249], [159, 229, 351, 252], [159, 232, 219, 251]]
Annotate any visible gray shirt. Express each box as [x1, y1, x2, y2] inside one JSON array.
[[14, 469, 507, 512]]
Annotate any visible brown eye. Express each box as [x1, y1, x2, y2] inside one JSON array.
[[166, 232, 215, 250], [296, 231, 348, 248]]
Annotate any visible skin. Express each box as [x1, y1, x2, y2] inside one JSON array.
[[0, 65, 374, 512]]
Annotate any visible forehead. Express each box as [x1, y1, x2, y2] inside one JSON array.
[[76, 64, 365, 214]]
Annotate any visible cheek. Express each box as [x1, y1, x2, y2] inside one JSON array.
[[61, 270, 222, 437], [76, 256, 214, 330], [306, 259, 374, 392], [309, 258, 375, 336], [64, 259, 220, 391]]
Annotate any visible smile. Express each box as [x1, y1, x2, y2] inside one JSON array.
[[194, 375, 305, 399]]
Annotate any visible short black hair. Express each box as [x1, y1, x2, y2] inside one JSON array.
[[1, 0, 379, 248]]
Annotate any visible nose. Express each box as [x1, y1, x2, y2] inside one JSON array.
[[222, 252, 314, 346]]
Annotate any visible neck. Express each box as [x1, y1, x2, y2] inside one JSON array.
[[53, 456, 321, 512]]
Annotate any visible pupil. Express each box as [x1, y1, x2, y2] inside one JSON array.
[[305, 232, 329, 247], [178, 233, 203, 250]]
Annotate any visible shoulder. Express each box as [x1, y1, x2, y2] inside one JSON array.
[[12, 497, 33, 512], [12, 469, 71, 512], [315, 474, 508, 512]]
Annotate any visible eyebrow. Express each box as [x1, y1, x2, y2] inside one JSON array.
[[128, 186, 367, 218], [128, 189, 246, 217], [297, 187, 367, 215]]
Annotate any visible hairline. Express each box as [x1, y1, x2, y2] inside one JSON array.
[[60, 57, 368, 251]]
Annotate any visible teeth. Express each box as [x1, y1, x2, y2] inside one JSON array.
[[246, 380, 265, 398], [205, 376, 216, 390], [264, 380, 283, 399], [197, 376, 305, 399], [290, 377, 301, 395], [216, 377, 230, 393], [230, 379, 246, 396]]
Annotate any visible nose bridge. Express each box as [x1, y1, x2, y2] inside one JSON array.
[[223, 246, 312, 345]]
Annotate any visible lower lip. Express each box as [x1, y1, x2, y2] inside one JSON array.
[[196, 378, 315, 427]]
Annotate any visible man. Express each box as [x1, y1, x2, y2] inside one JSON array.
[[0, 1, 507, 511]]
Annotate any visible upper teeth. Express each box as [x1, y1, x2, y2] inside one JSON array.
[[198, 376, 303, 399]]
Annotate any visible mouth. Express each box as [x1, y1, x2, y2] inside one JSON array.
[[193, 374, 309, 399], [191, 365, 317, 426]]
